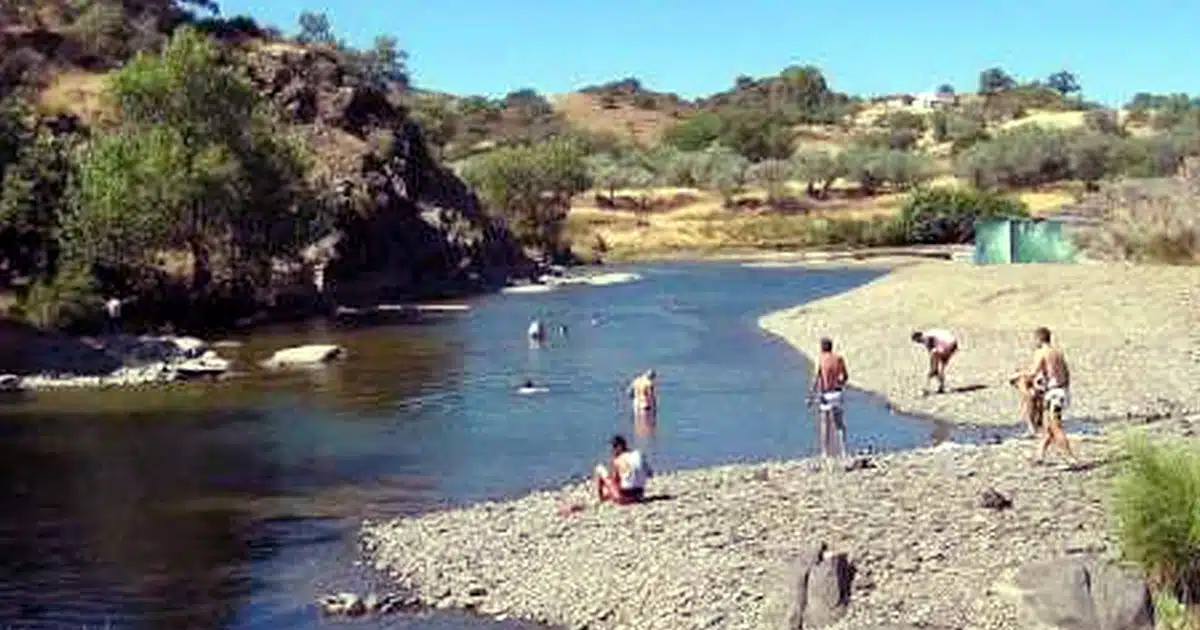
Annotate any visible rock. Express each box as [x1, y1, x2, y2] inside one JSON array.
[[260, 344, 345, 368], [980, 487, 1013, 510], [1002, 557, 1154, 630], [0, 374, 20, 391], [772, 542, 854, 629], [844, 457, 876, 472], [318, 592, 367, 617]]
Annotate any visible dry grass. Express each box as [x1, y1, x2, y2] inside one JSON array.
[[568, 178, 1081, 261], [550, 92, 682, 145], [567, 186, 911, 260], [38, 71, 110, 124], [999, 109, 1087, 132]]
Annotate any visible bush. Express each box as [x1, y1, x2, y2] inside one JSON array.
[[897, 186, 1029, 244], [1076, 158, 1200, 264], [17, 262, 103, 330], [1112, 436, 1200, 600]]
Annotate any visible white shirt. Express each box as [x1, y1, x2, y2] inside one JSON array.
[[615, 450, 650, 490], [527, 320, 545, 338]]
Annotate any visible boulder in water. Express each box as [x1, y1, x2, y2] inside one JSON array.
[[261, 344, 346, 368]]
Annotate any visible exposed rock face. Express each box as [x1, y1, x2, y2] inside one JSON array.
[[244, 43, 534, 305]]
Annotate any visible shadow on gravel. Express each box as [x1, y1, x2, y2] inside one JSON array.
[[949, 383, 988, 394]]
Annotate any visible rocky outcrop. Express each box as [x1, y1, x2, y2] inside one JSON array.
[[243, 43, 535, 306]]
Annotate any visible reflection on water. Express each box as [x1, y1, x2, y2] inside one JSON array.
[[0, 262, 1007, 630]]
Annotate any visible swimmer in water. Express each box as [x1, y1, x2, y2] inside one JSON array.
[[517, 379, 548, 395]]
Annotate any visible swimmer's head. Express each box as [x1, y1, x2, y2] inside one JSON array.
[[522, 379, 534, 388], [819, 337, 833, 352]]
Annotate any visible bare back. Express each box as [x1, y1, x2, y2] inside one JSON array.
[[815, 352, 848, 392], [1033, 345, 1070, 389]]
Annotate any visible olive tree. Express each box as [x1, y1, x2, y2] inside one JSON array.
[[791, 149, 844, 198], [747, 158, 794, 207], [462, 137, 591, 255]]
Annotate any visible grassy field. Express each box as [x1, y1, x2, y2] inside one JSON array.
[[568, 180, 1079, 261]]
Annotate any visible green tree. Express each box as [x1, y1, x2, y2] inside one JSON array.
[[661, 112, 724, 151], [897, 187, 1028, 244], [747, 158, 793, 207], [296, 11, 336, 45], [1046, 70, 1081, 97], [692, 144, 749, 207], [0, 129, 77, 283], [1067, 132, 1117, 191], [978, 67, 1016, 95], [791, 149, 844, 198], [778, 64, 829, 111], [462, 138, 590, 255], [718, 109, 794, 161], [359, 35, 409, 89], [67, 26, 314, 297]]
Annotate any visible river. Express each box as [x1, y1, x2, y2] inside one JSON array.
[[0, 262, 1009, 630]]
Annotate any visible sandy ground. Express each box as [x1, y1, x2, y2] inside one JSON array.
[[761, 261, 1200, 426]]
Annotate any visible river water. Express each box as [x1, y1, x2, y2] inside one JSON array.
[[0, 262, 1009, 630]]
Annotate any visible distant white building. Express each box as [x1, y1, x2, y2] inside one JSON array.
[[912, 91, 957, 109]]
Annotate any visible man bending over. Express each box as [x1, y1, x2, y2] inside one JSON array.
[[594, 435, 652, 504], [911, 328, 959, 394]]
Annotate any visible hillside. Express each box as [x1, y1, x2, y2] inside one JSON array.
[[0, 7, 536, 332]]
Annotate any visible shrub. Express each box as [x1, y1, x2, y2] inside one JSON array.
[[747, 158, 793, 206], [17, 262, 103, 330], [1075, 158, 1200, 264], [897, 186, 1029, 244], [1112, 435, 1200, 600]]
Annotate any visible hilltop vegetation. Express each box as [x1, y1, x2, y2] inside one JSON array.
[[1, 3, 1198, 333]]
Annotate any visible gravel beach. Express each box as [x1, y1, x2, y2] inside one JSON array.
[[362, 418, 1194, 630], [362, 260, 1199, 629], [762, 261, 1200, 426]]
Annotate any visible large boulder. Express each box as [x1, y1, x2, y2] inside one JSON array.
[[767, 542, 856, 629], [242, 44, 535, 306], [997, 556, 1154, 630]]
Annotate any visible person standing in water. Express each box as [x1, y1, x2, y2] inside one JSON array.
[[527, 319, 546, 345], [627, 369, 658, 439], [808, 337, 849, 458]]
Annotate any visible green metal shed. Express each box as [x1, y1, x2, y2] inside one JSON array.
[[974, 218, 1076, 264]]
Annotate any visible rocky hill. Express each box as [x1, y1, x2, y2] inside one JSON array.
[[0, 12, 538, 331], [241, 42, 535, 305]]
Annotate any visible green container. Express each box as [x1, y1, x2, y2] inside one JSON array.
[[973, 218, 1076, 264]]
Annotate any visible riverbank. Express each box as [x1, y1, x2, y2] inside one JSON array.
[[361, 415, 1193, 630], [761, 260, 1200, 426]]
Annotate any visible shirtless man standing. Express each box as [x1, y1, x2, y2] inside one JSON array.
[[628, 369, 657, 438], [1029, 327, 1079, 466], [911, 328, 959, 394], [809, 337, 849, 458]]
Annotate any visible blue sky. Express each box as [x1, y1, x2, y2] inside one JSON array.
[[214, 0, 1198, 106]]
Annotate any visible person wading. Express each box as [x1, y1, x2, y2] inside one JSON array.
[[808, 337, 849, 459]]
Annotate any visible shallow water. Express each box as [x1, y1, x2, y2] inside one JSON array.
[[0, 262, 1011, 630]]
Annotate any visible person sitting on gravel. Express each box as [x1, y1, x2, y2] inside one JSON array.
[[808, 337, 849, 458], [1028, 327, 1079, 466], [911, 328, 958, 394], [594, 435, 652, 505]]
